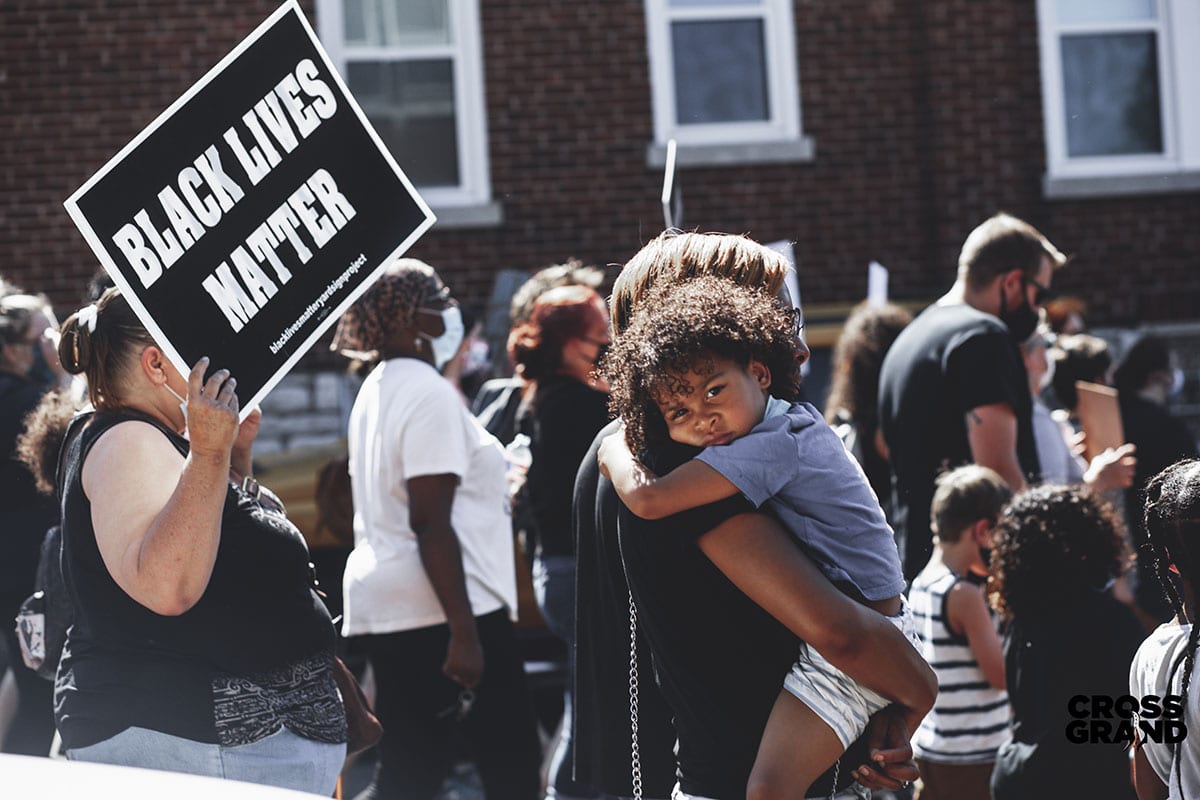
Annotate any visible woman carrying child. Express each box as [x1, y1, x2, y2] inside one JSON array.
[[598, 275, 935, 798]]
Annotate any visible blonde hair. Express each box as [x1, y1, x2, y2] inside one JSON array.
[[610, 232, 792, 335]]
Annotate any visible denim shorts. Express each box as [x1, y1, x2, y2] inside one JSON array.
[[67, 725, 345, 795], [784, 597, 920, 749]]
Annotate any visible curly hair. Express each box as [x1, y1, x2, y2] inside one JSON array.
[[824, 301, 912, 430], [988, 484, 1129, 621], [16, 389, 78, 495], [602, 276, 803, 455]]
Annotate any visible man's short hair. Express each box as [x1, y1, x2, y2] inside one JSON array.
[[931, 464, 1012, 542], [509, 259, 605, 324], [957, 212, 1067, 290]]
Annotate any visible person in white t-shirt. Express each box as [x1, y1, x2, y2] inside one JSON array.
[[331, 259, 541, 800], [1132, 459, 1200, 800]]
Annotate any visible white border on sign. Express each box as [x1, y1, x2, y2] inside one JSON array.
[[63, 0, 437, 421]]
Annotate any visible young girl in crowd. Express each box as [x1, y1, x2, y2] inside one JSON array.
[[987, 484, 1142, 799], [1132, 459, 1200, 799], [598, 276, 933, 798]]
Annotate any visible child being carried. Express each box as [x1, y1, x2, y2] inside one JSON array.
[[598, 276, 927, 799]]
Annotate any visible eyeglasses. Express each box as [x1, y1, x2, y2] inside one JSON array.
[[419, 285, 453, 310], [437, 689, 476, 722], [1023, 275, 1055, 306]]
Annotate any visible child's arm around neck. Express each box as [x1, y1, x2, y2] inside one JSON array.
[[597, 428, 739, 520]]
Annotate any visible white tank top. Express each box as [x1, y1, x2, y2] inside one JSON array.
[[910, 565, 1011, 764]]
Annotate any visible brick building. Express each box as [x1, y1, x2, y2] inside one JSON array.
[[4, 0, 1199, 448]]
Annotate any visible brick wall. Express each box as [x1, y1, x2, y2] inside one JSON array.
[[3, 0, 1196, 347]]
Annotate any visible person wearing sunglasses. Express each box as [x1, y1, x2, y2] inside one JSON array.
[[506, 284, 612, 800], [879, 212, 1068, 581]]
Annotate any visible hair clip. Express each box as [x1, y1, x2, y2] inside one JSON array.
[[76, 304, 99, 333]]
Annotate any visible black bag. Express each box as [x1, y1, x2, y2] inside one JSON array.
[[13, 411, 92, 681], [15, 525, 71, 681]]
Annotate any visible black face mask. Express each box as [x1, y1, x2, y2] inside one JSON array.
[[999, 278, 1039, 342]]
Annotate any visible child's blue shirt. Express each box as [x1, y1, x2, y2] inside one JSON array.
[[695, 399, 905, 601]]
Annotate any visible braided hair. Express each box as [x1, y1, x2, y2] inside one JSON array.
[[1142, 459, 1200, 795]]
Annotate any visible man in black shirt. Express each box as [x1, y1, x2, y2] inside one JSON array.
[[879, 213, 1067, 581]]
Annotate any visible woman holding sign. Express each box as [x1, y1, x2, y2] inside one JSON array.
[[332, 259, 541, 800], [40, 288, 346, 794]]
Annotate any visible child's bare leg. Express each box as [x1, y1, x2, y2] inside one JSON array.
[[747, 689, 845, 800]]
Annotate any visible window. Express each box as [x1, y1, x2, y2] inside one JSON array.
[[316, 0, 495, 215], [643, 0, 813, 166], [1037, 0, 1200, 197]]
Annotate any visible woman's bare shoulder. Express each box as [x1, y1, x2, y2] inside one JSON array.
[[82, 419, 185, 493]]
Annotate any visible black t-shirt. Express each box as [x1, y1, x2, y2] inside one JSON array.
[[472, 377, 523, 446], [520, 376, 611, 559], [879, 304, 1040, 580], [992, 591, 1142, 799], [56, 411, 345, 750], [573, 420, 864, 799], [0, 372, 57, 612], [1120, 394, 1199, 621]]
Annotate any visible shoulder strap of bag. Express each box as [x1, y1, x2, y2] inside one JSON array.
[[629, 592, 643, 800]]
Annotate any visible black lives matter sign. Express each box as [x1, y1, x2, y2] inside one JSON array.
[[65, 0, 434, 418]]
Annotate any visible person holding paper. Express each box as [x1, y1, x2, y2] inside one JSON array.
[[1018, 324, 1136, 490], [38, 288, 347, 794], [879, 213, 1066, 581], [332, 259, 541, 800]]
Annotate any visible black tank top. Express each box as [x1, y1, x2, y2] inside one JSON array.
[[55, 410, 346, 749]]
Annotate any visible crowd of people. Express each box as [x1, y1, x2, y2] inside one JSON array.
[[1, 214, 1199, 800]]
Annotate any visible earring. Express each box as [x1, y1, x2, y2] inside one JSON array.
[[414, 337, 422, 348]]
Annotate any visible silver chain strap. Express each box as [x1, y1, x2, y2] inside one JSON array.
[[829, 757, 840, 800], [629, 591, 643, 800]]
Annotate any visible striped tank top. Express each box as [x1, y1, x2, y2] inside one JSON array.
[[910, 565, 1011, 764]]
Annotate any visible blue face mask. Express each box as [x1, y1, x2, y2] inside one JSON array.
[[418, 306, 465, 371]]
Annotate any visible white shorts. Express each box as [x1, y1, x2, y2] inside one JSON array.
[[672, 782, 869, 800], [783, 597, 920, 750]]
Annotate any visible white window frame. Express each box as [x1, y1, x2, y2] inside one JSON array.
[[1037, 0, 1200, 196], [315, 0, 493, 211], [644, 0, 805, 151]]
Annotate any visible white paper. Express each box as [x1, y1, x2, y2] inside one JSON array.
[[867, 261, 889, 307]]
